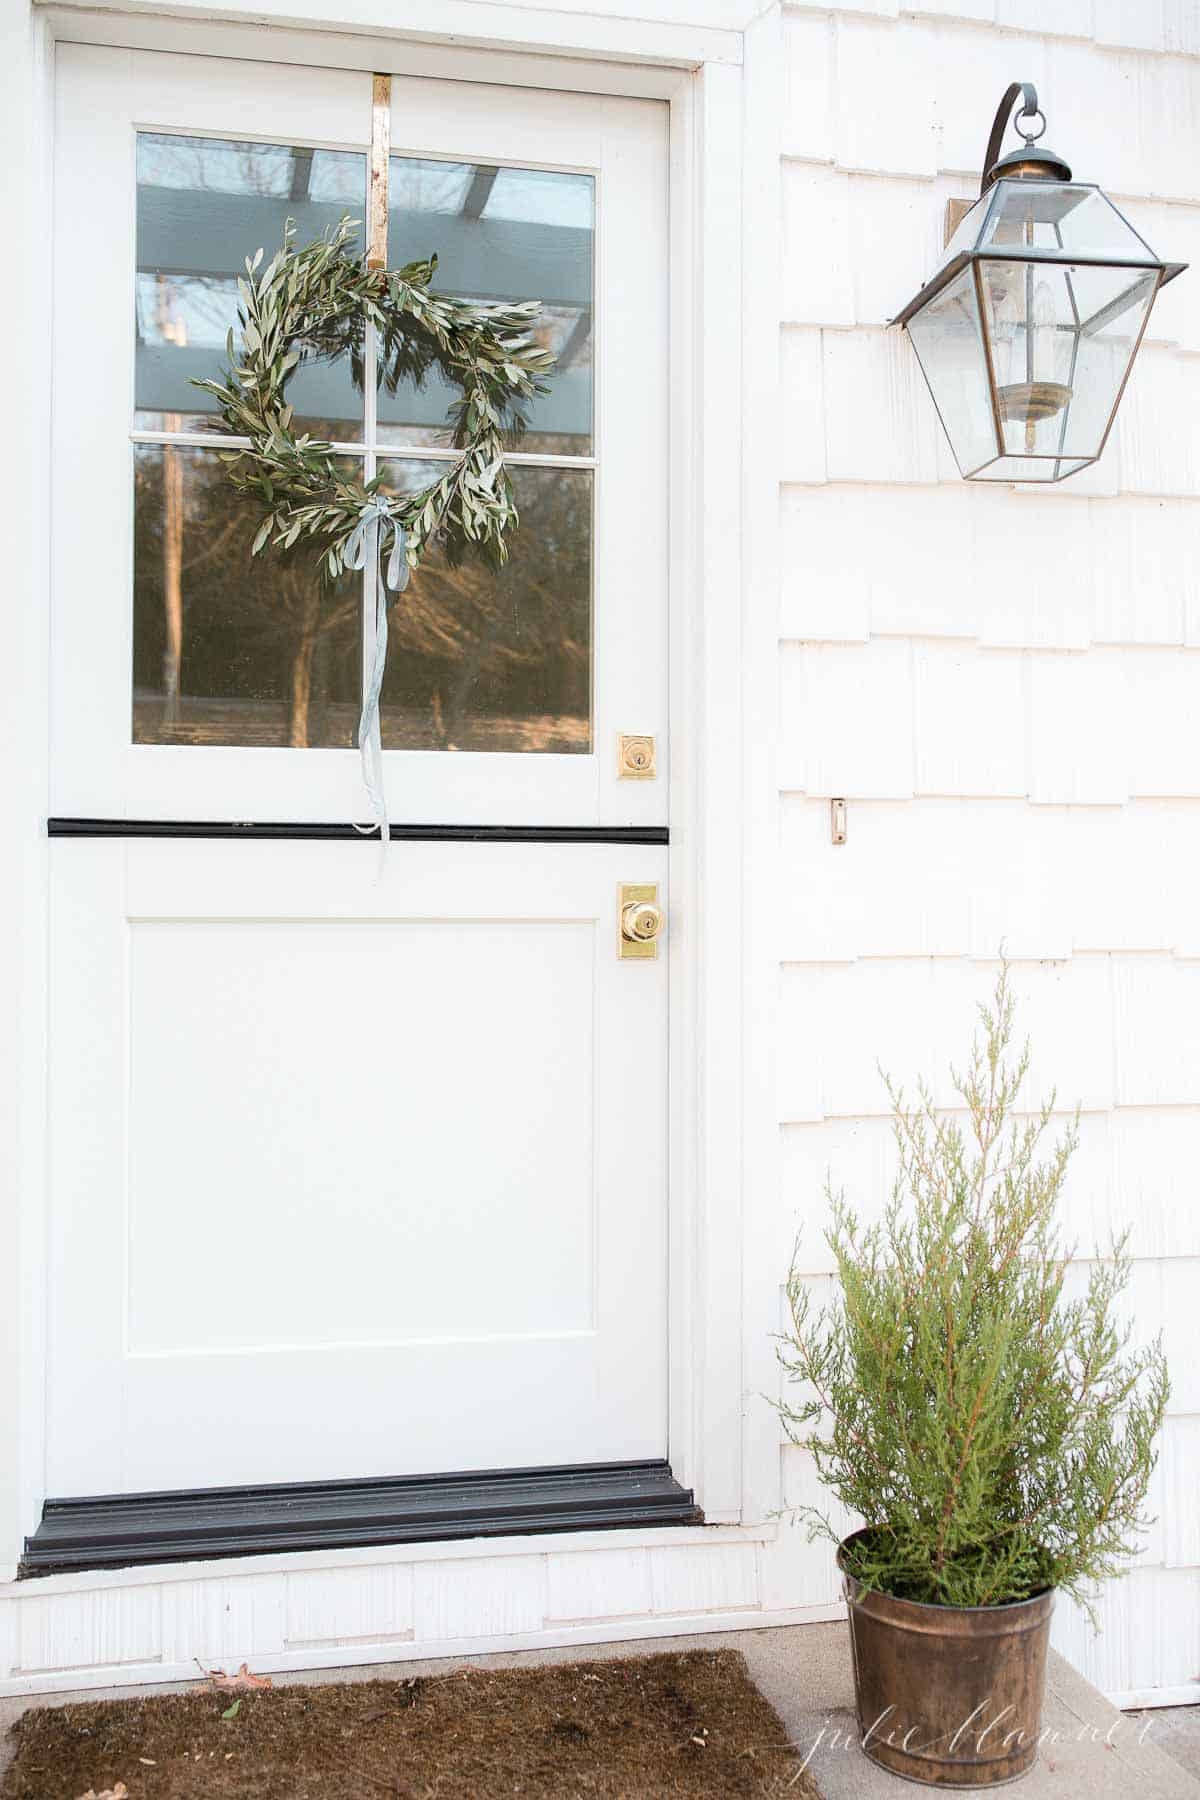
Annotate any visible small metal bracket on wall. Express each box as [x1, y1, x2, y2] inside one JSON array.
[[831, 798, 848, 846]]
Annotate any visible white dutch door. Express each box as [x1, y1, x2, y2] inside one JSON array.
[[47, 47, 668, 1495]]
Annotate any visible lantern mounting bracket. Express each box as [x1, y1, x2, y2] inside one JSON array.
[[980, 81, 1072, 193]]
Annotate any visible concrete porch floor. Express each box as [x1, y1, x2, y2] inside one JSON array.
[[0, 1620, 1196, 1796]]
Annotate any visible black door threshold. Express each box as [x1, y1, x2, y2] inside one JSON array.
[[20, 1460, 703, 1577]]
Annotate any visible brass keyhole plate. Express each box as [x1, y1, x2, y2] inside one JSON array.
[[618, 734, 657, 780]]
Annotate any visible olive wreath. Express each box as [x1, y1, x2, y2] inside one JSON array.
[[193, 214, 557, 581]]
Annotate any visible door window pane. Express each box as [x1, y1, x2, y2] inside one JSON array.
[[379, 158, 593, 456], [375, 460, 592, 752], [133, 445, 360, 747], [135, 133, 368, 439]]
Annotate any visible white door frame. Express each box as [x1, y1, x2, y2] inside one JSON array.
[[0, 0, 782, 1576]]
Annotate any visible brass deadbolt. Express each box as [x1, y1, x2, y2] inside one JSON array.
[[618, 884, 664, 959], [618, 734, 656, 779]]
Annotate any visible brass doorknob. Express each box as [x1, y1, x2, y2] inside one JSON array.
[[621, 900, 664, 944]]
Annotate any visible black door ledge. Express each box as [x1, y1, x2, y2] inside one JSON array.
[[20, 1459, 703, 1577]]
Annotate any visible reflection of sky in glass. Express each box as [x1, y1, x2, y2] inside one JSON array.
[[382, 154, 593, 443], [388, 156, 593, 230], [484, 168, 593, 229], [136, 133, 366, 202], [388, 159, 474, 215], [135, 132, 367, 434]]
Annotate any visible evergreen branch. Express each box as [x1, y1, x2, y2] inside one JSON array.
[[771, 960, 1169, 1613]]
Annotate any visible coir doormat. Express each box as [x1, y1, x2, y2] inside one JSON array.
[[1, 1648, 819, 1799]]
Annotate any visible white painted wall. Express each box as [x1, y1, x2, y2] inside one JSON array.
[[769, 0, 1200, 1706], [0, 0, 1196, 1708]]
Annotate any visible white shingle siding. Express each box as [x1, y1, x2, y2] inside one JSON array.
[[775, 3, 1200, 1696], [787, 1, 1200, 63]]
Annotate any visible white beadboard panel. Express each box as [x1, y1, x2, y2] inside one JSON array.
[[0, 1604, 15, 1683], [782, 168, 993, 333], [1134, 1417, 1169, 1568], [413, 1556, 547, 1640], [1047, 37, 1200, 205], [1090, 497, 1196, 645], [780, 798, 1111, 962], [775, 1447, 858, 1606], [161, 1574, 286, 1668], [17, 1587, 163, 1676], [1164, 1, 1200, 56], [822, 328, 942, 485], [972, 494, 1096, 649], [778, 957, 1116, 1121], [849, 176, 945, 328], [1118, 350, 1200, 498], [757, 1511, 841, 1612], [1160, 1417, 1200, 1567], [922, 22, 1049, 178], [1028, 650, 1130, 805], [782, 1115, 899, 1271], [1114, 957, 1200, 1107], [284, 1565, 414, 1648], [1095, 0, 1167, 53], [833, 15, 936, 178], [786, 1106, 1200, 1267], [648, 1542, 759, 1614], [782, 164, 853, 327], [913, 642, 1028, 796], [1121, 199, 1200, 355], [901, 0, 995, 21], [779, 489, 871, 643], [780, 486, 977, 642], [1126, 650, 1200, 796], [996, 0, 1092, 36], [1109, 1108, 1200, 1259], [778, 639, 915, 799], [779, 485, 1184, 650], [780, 329, 828, 485], [546, 1549, 653, 1622], [1052, 1568, 1200, 1695], [783, 1109, 1113, 1271], [785, 0, 901, 16], [1117, 1258, 1200, 1414], [783, 11, 835, 164], [780, 797, 974, 963]]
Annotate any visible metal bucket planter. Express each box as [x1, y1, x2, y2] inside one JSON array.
[[837, 1529, 1054, 1788]]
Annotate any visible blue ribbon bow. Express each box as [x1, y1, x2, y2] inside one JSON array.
[[344, 496, 410, 860]]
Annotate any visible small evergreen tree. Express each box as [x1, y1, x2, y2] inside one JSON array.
[[775, 965, 1168, 1614]]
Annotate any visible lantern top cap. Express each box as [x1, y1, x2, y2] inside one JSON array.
[[979, 82, 1072, 191]]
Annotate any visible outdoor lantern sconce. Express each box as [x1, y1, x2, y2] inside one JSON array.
[[894, 82, 1187, 483]]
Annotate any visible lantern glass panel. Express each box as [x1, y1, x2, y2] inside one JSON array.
[[977, 258, 1157, 466], [905, 264, 997, 478], [931, 194, 993, 278], [978, 181, 1155, 262]]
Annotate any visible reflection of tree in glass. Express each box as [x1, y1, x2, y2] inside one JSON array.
[[133, 452, 592, 754], [378, 465, 591, 753], [134, 447, 360, 749]]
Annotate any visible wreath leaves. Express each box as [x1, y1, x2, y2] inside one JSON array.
[[192, 215, 557, 582]]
